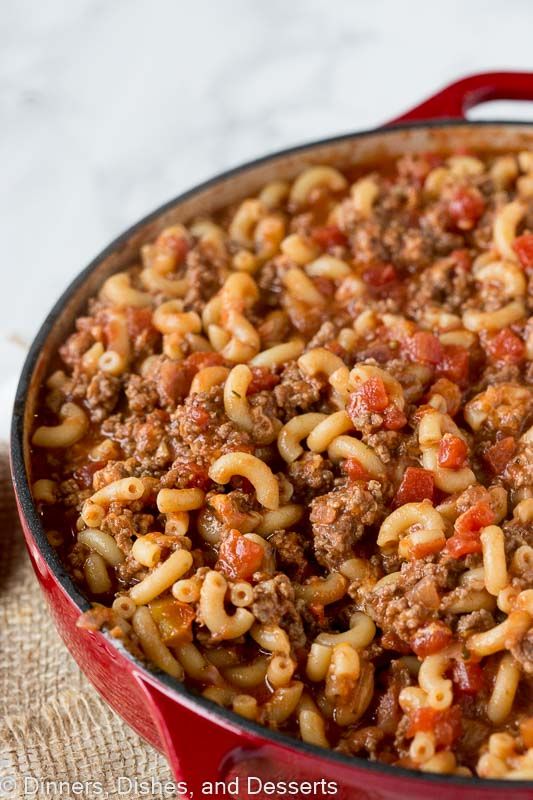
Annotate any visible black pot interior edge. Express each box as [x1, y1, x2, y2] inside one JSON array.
[[10, 118, 533, 790]]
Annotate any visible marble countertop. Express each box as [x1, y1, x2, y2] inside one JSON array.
[[2, 0, 533, 438]]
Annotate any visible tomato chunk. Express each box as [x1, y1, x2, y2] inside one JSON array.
[[362, 263, 398, 287], [217, 530, 264, 580], [452, 659, 484, 695], [446, 500, 495, 558], [411, 622, 452, 658], [343, 457, 370, 482], [125, 307, 158, 341], [348, 376, 389, 415], [149, 598, 195, 646], [407, 331, 442, 365], [450, 248, 472, 272], [436, 344, 470, 386], [513, 233, 533, 270], [394, 467, 435, 506], [246, 366, 280, 395], [455, 501, 495, 537], [448, 187, 485, 230], [184, 352, 225, 371], [484, 328, 525, 365], [311, 224, 348, 250], [382, 404, 407, 431], [407, 706, 462, 748], [484, 437, 516, 475], [437, 434, 468, 469]]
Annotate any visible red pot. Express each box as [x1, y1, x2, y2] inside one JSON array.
[[11, 72, 533, 800]]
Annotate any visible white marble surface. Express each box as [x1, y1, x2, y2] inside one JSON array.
[[2, 0, 533, 438]]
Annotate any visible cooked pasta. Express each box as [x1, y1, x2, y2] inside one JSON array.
[[32, 151, 533, 779]]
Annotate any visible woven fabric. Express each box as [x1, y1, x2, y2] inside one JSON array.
[[0, 446, 175, 799]]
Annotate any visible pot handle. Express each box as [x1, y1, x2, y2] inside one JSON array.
[[135, 672, 256, 799], [389, 70, 533, 124]]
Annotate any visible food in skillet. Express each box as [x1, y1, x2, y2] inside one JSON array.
[[31, 150, 533, 778]]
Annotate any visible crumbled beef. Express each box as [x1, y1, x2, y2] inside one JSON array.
[[336, 726, 386, 759], [455, 610, 495, 639], [269, 531, 308, 580], [248, 391, 282, 445], [288, 452, 334, 502], [183, 248, 226, 313], [407, 254, 474, 318], [125, 373, 159, 413], [59, 329, 94, 368], [375, 660, 411, 734], [310, 484, 381, 570], [501, 519, 533, 557], [92, 460, 131, 491], [274, 362, 323, 419], [252, 574, 305, 648], [174, 386, 253, 461], [85, 372, 121, 421], [510, 628, 533, 674]]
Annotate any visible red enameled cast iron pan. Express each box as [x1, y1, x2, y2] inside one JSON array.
[[10, 72, 533, 800]]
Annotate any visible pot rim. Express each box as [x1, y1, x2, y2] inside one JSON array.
[[11, 117, 533, 789]]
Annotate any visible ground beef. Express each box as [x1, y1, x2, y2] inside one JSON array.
[[375, 660, 411, 735], [504, 442, 533, 503], [464, 383, 532, 437], [288, 452, 334, 502], [310, 484, 381, 570], [85, 372, 121, 421], [455, 609, 495, 639], [361, 562, 457, 648], [336, 726, 386, 759], [510, 628, 533, 674], [183, 248, 226, 313], [252, 574, 305, 649], [248, 391, 282, 446], [274, 362, 323, 420], [269, 530, 308, 580], [59, 328, 94, 368], [92, 460, 131, 491], [174, 386, 253, 461], [407, 254, 474, 319], [125, 373, 159, 413], [501, 519, 533, 557], [382, 359, 433, 403]]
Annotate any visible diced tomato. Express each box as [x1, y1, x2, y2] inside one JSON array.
[[217, 529, 264, 580], [409, 537, 445, 559], [311, 224, 348, 250], [348, 376, 389, 415], [483, 437, 516, 475], [324, 340, 346, 359], [362, 263, 398, 287], [446, 500, 496, 558], [427, 378, 461, 417], [185, 462, 211, 490], [452, 659, 484, 695], [411, 622, 453, 658], [448, 187, 485, 230], [382, 404, 407, 431], [149, 598, 195, 646], [380, 630, 412, 654], [436, 344, 470, 387], [455, 501, 495, 537], [394, 467, 435, 506], [184, 352, 225, 372], [407, 706, 462, 748], [125, 307, 158, 341], [312, 276, 335, 298], [156, 229, 189, 261], [450, 248, 472, 272], [73, 460, 105, 490], [484, 328, 525, 365], [445, 533, 482, 558], [189, 405, 211, 429], [158, 360, 194, 404], [437, 434, 468, 469], [513, 233, 533, 270], [407, 331, 442, 365], [343, 457, 370, 482], [246, 366, 280, 395]]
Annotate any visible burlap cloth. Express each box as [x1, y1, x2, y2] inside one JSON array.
[[0, 446, 176, 799]]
